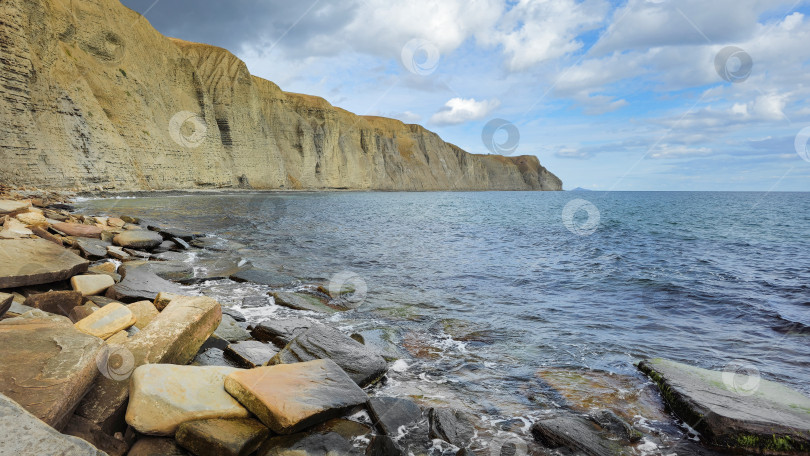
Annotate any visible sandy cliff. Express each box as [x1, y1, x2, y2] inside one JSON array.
[[0, 0, 562, 191]]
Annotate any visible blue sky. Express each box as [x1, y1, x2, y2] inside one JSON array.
[[122, 0, 810, 190]]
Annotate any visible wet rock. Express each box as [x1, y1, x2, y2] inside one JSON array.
[[200, 334, 231, 351], [214, 314, 252, 342], [113, 230, 163, 250], [258, 431, 357, 456], [63, 414, 130, 456], [270, 325, 388, 387], [367, 396, 423, 436], [75, 302, 136, 340], [126, 300, 159, 329], [225, 341, 278, 368], [191, 237, 246, 251], [192, 348, 239, 368], [0, 293, 11, 318], [242, 295, 270, 308], [23, 290, 83, 317], [230, 267, 296, 287], [0, 238, 89, 288], [224, 359, 368, 434], [76, 238, 111, 260], [31, 225, 64, 245], [366, 435, 405, 456], [127, 437, 189, 456], [126, 364, 249, 436], [106, 246, 132, 261], [174, 237, 191, 249], [151, 251, 187, 261], [76, 296, 221, 433], [152, 240, 177, 253], [87, 295, 118, 307], [153, 291, 184, 311], [353, 328, 409, 362], [0, 316, 104, 430], [53, 222, 103, 238], [639, 358, 810, 454], [176, 418, 270, 456], [589, 409, 642, 443], [223, 307, 246, 322], [272, 291, 337, 314], [71, 274, 116, 296], [428, 408, 475, 449], [0, 199, 30, 216], [149, 226, 201, 241], [121, 260, 194, 281], [530, 412, 629, 456], [106, 267, 185, 303], [70, 303, 100, 323], [0, 393, 105, 456], [251, 318, 321, 346]]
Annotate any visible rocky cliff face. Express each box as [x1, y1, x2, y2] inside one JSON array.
[[0, 0, 562, 192]]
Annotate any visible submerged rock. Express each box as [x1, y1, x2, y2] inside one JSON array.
[[428, 408, 475, 449], [269, 325, 388, 387], [251, 317, 321, 347], [230, 267, 296, 287], [224, 359, 368, 434], [531, 412, 631, 456], [367, 396, 423, 437], [0, 238, 89, 288], [113, 230, 163, 250], [272, 291, 337, 314], [639, 358, 810, 454], [176, 418, 270, 456], [214, 314, 252, 342]]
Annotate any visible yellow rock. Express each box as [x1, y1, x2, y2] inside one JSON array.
[[105, 330, 128, 345], [74, 303, 136, 340], [70, 274, 115, 296], [127, 300, 159, 329], [15, 211, 47, 226], [153, 292, 184, 311]]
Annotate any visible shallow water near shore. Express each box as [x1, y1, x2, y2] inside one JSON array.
[[77, 191, 810, 453]]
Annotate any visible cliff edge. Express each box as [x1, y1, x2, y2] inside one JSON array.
[[0, 0, 562, 191]]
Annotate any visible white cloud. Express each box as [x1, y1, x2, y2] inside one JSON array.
[[649, 145, 713, 159], [429, 98, 501, 125]]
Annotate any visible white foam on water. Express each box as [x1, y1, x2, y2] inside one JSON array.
[[391, 359, 409, 373]]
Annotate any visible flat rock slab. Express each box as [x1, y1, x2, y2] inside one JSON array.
[[214, 314, 252, 342], [71, 274, 115, 296], [0, 394, 106, 456], [225, 341, 278, 368], [272, 291, 337, 314], [0, 199, 30, 215], [428, 408, 475, 449], [127, 300, 158, 329], [0, 317, 104, 430], [639, 358, 810, 454], [224, 359, 368, 434], [24, 290, 83, 317], [176, 418, 270, 456], [230, 268, 296, 287], [76, 238, 111, 260], [258, 418, 371, 456], [368, 396, 423, 436], [128, 437, 189, 456], [270, 325, 388, 387], [251, 317, 321, 347], [126, 364, 249, 436], [113, 230, 163, 250], [75, 302, 136, 340], [53, 222, 103, 238], [192, 348, 240, 368], [531, 412, 630, 456], [106, 267, 185, 303], [0, 238, 89, 288], [121, 260, 194, 281]]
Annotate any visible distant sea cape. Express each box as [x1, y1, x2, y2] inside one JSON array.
[[0, 0, 562, 192]]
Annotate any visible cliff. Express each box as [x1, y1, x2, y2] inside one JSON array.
[[0, 0, 562, 192]]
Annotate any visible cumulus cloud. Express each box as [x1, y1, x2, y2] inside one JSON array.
[[429, 98, 501, 125]]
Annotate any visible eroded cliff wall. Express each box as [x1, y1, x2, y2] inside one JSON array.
[[0, 0, 562, 191]]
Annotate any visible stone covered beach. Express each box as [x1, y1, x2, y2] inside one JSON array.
[[1, 188, 809, 456]]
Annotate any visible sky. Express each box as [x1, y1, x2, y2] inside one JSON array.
[[120, 0, 810, 191]]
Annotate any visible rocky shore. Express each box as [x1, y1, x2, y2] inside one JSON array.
[[1, 188, 809, 456]]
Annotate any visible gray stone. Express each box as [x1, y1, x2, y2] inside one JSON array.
[[242, 296, 270, 308], [531, 412, 630, 456], [214, 314, 252, 342], [366, 435, 405, 456], [176, 418, 270, 456], [272, 291, 337, 314], [76, 238, 111, 260], [3, 301, 37, 318], [230, 268, 296, 287], [225, 341, 278, 368], [639, 358, 810, 454], [120, 260, 194, 281], [223, 307, 246, 322], [127, 437, 189, 456], [0, 238, 89, 288], [428, 408, 475, 449], [367, 396, 423, 437], [0, 293, 12, 318], [191, 348, 239, 368], [113, 230, 163, 250], [257, 419, 371, 455], [151, 251, 187, 261], [590, 409, 642, 443], [270, 325, 388, 387], [105, 267, 185, 303], [0, 393, 106, 456], [251, 318, 320, 347]]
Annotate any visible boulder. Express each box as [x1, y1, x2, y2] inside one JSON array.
[[214, 314, 252, 342], [428, 408, 475, 449], [367, 396, 423, 436], [639, 358, 810, 454], [107, 217, 125, 228], [269, 325, 388, 387], [88, 261, 118, 276], [0, 238, 89, 288], [223, 307, 247, 322], [120, 216, 140, 225], [69, 303, 100, 323], [52, 222, 103, 238], [106, 246, 132, 261], [23, 290, 82, 317], [153, 291, 184, 311], [126, 300, 159, 329], [72, 274, 116, 296], [0, 199, 30, 215], [75, 296, 222, 433], [74, 302, 136, 340], [0, 293, 12, 318], [271, 292, 337, 314], [76, 238, 111, 260], [251, 317, 321, 347], [230, 268, 296, 287], [105, 267, 185, 303], [0, 394, 105, 456], [63, 414, 130, 456], [192, 348, 239, 368], [258, 419, 371, 456], [176, 418, 270, 456], [530, 412, 630, 456], [0, 316, 104, 430], [225, 341, 278, 368], [127, 437, 189, 456], [113, 230, 163, 250], [125, 365, 249, 436], [366, 435, 405, 456], [224, 359, 368, 434]]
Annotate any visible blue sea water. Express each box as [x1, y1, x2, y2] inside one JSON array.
[[78, 191, 810, 448]]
